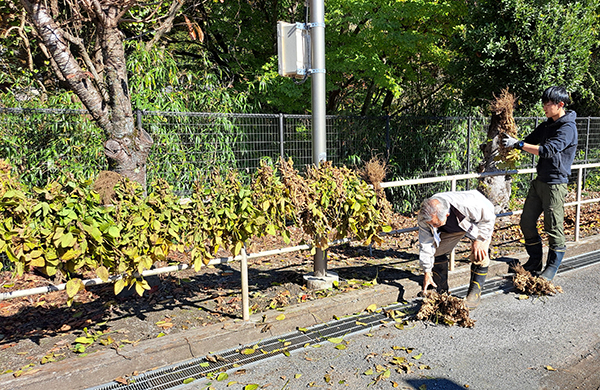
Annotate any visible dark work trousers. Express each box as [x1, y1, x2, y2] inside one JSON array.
[[519, 179, 568, 250]]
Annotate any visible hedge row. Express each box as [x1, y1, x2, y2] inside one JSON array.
[[0, 159, 391, 304]]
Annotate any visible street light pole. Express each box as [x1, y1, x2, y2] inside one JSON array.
[[305, 0, 338, 289]]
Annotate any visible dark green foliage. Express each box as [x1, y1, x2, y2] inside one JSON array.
[[452, 0, 598, 111]]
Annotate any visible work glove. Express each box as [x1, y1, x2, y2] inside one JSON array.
[[502, 135, 523, 149]]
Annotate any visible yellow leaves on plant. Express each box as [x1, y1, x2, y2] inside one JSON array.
[[114, 279, 126, 295], [96, 266, 109, 282], [107, 226, 120, 238], [365, 303, 377, 313], [61, 249, 80, 261], [135, 279, 151, 296], [29, 256, 45, 268], [65, 278, 84, 298]]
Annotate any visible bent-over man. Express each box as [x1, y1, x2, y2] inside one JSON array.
[[418, 190, 496, 309]]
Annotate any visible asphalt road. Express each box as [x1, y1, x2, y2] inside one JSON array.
[[183, 262, 600, 390]]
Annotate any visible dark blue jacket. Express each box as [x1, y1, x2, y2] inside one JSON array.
[[524, 110, 578, 184]]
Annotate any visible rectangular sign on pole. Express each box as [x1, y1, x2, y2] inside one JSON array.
[[277, 21, 309, 78]]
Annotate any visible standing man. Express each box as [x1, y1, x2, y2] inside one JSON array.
[[503, 86, 578, 281], [418, 190, 496, 309]]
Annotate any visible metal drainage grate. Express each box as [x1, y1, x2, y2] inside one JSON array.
[[88, 249, 600, 390], [87, 302, 417, 390]]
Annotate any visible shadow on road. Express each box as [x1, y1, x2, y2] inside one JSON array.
[[407, 377, 467, 389]]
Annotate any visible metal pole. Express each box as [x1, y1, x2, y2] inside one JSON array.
[[385, 115, 391, 160], [584, 117, 590, 189], [575, 167, 582, 242], [310, 0, 328, 280], [279, 113, 285, 160], [531, 118, 538, 181], [466, 117, 472, 190], [311, 0, 326, 166]]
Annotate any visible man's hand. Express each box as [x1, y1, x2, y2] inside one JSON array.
[[471, 239, 487, 262], [422, 271, 437, 293], [502, 135, 522, 149]]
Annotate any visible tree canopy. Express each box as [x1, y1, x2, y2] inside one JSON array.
[[452, 0, 598, 113], [1, 0, 599, 116]]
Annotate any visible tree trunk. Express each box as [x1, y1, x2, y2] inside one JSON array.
[[20, 0, 153, 188]]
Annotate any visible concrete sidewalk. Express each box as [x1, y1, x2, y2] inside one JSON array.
[[3, 234, 600, 390]]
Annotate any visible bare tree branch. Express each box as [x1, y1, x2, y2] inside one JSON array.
[[146, 0, 186, 51]]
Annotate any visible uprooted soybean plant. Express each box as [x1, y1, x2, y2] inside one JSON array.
[[416, 292, 475, 328], [511, 264, 563, 297]]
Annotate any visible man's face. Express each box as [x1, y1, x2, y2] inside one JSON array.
[[543, 101, 564, 120], [427, 214, 448, 228]]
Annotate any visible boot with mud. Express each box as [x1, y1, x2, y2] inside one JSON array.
[[522, 237, 543, 273], [539, 247, 566, 281], [432, 255, 449, 294], [465, 264, 488, 310]]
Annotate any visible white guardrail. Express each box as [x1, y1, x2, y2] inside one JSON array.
[[2, 163, 600, 321]]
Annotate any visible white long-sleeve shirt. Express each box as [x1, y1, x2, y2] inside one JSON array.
[[418, 190, 496, 273]]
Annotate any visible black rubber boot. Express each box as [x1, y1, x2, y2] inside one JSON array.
[[523, 238, 543, 273], [465, 264, 488, 310], [539, 247, 566, 281], [432, 255, 449, 294]]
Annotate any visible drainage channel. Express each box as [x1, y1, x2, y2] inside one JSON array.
[[87, 301, 417, 390], [88, 249, 600, 390]]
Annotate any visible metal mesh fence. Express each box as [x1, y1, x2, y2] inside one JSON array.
[[2, 108, 600, 198]]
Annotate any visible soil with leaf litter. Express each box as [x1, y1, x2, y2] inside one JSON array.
[[1, 193, 600, 379]]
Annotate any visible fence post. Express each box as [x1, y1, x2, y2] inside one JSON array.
[[385, 115, 391, 160], [531, 118, 538, 181], [136, 108, 143, 130], [575, 167, 582, 242], [279, 113, 285, 160], [584, 117, 590, 189], [466, 117, 472, 190]]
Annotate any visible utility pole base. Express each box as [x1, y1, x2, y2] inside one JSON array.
[[303, 271, 339, 290]]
